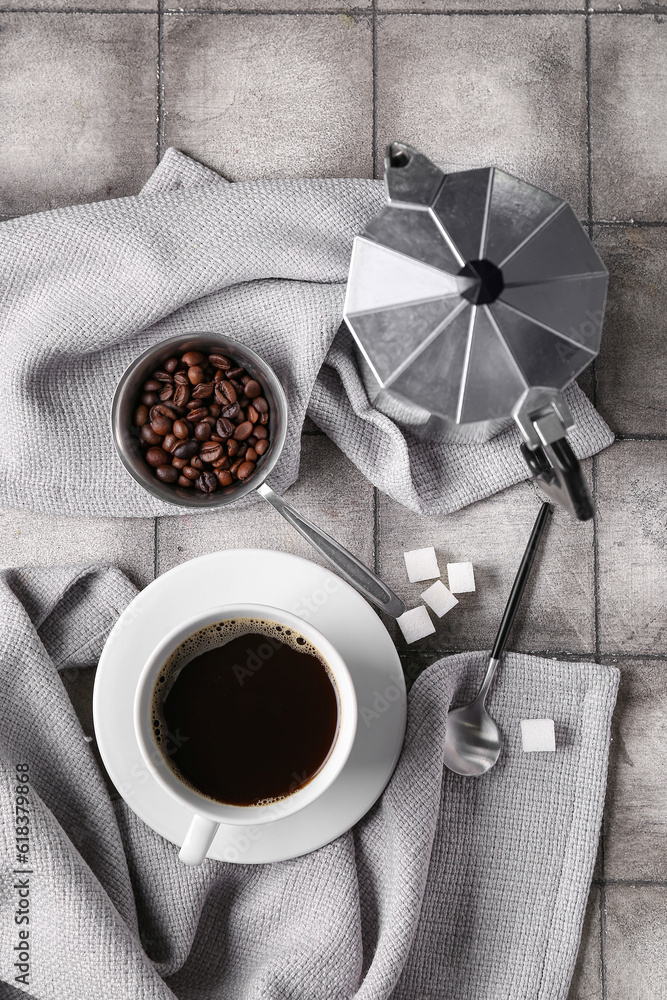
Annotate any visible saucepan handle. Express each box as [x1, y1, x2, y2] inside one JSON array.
[[257, 483, 406, 618], [520, 437, 594, 522]]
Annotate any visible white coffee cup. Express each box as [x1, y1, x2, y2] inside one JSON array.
[[134, 603, 357, 866]]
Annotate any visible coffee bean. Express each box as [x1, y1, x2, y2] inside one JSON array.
[[209, 354, 231, 369], [237, 461, 256, 481], [215, 417, 234, 439], [195, 422, 212, 442], [233, 421, 253, 441], [192, 382, 213, 400], [221, 402, 240, 420], [151, 415, 172, 436], [150, 403, 174, 421], [199, 441, 223, 463], [195, 471, 218, 493], [173, 384, 190, 408], [182, 351, 206, 367], [134, 405, 149, 427], [133, 345, 271, 495], [156, 464, 179, 483], [174, 440, 199, 460], [220, 381, 237, 404], [186, 407, 209, 423], [163, 434, 180, 453], [146, 447, 170, 468], [140, 424, 163, 446]]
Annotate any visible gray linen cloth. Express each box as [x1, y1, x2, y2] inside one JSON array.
[[0, 564, 618, 999], [0, 149, 614, 518]]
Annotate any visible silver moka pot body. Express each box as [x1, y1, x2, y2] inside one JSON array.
[[343, 143, 608, 519]]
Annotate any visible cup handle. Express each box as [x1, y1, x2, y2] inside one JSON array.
[[179, 815, 219, 866]]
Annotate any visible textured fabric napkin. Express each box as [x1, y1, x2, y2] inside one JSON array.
[[0, 149, 614, 519], [0, 565, 618, 999]]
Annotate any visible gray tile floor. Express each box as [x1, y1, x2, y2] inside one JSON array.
[[1, 4, 665, 997]]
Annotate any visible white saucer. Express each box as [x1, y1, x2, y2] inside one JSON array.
[[93, 549, 407, 864]]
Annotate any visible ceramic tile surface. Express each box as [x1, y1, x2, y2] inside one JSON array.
[[2, 3, 665, 996], [375, 14, 589, 215], [591, 16, 667, 222], [162, 13, 373, 181], [0, 13, 157, 217]]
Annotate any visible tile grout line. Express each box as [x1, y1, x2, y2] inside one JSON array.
[[398, 649, 667, 662], [4, 6, 667, 13], [586, 19, 607, 995], [157, 0, 165, 162]]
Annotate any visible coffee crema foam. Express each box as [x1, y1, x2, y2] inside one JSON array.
[[151, 617, 338, 804]]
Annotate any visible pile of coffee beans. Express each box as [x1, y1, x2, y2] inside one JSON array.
[[133, 349, 271, 493]]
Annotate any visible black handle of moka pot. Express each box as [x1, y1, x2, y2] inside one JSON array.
[[520, 437, 594, 522]]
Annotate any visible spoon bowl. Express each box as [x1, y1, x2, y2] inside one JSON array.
[[443, 697, 501, 777]]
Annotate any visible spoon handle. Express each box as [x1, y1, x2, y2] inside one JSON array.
[[490, 501, 551, 661], [257, 483, 406, 618]]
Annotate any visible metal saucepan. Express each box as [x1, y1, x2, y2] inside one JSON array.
[[111, 332, 405, 618]]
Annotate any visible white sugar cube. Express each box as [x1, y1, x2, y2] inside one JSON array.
[[520, 719, 556, 753], [396, 606, 436, 644], [421, 580, 458, 618], [447, 561, 476, 593], [403, 547, 440, 583]]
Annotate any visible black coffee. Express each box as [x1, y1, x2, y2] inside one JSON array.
[[151, 618, 340, 806]]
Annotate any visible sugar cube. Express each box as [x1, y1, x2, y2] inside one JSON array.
[[396, 606, 436, 644], [421, 580, 458, 618], [447, 561, 476, 593], [403, 547, 440, 583], [520, 719, 556, 753]]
